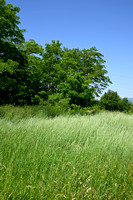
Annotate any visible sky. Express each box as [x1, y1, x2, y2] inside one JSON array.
[[6, 0, 133, 98]]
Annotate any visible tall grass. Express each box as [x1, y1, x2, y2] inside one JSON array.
[[0, 105, 65, 119], [0, 111, 133, 199]]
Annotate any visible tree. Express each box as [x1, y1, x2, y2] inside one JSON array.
[[100, 90, 133, 112], [81, 47, 111, 96], [29, 41, 111, 107], [50, 46, 111, 107], [41, 40, 64, 95], [0, 0, 28, 105], [20, 39, 47, 104], [0, 1, 112, 107], [100, 90, 122, 111], [120, 97, 132, 112], [0, 0, 25, 43]]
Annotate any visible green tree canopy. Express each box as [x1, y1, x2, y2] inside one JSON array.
[[100, 90, 133, 112], [0, 0, 25, 43], [100, 90, 122, 111], [0, 0, 28, 105], [0, 1, 112, 107], [38, 42, 111, 107]]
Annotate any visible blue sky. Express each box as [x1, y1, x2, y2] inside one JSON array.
[[6, 0, 133, 98]]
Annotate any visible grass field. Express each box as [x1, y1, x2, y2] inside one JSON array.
[[0, 111, 133, 199]]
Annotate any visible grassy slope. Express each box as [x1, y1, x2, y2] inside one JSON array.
[[0, 112, 133, 199]]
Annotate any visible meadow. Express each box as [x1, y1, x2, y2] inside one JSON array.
[[0, 107, 133, 199]]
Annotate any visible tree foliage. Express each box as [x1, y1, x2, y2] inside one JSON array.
[[100, 90, 132, 112], [100, 90, 121, 111], [0, 0, 29, 105], [0, 0, 112, 107], [0, 0, 25, 43]]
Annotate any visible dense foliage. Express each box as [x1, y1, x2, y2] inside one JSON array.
[[0, 0, 28, 105], [0, 0, 112, 107], [100, 90, 133, 113], [0, 1, 132, 113]]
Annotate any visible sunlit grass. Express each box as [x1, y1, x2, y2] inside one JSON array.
[[0, 112, 133, 199]]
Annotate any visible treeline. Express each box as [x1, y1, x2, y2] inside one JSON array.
[[0, 1, 132, 113], [0, 0, 111, 106]]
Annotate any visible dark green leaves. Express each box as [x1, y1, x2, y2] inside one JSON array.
[[0, 0, 25, 44], [0, 1, 112, 107]]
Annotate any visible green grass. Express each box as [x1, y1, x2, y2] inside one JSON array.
[[0, 111, 133, 199]]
